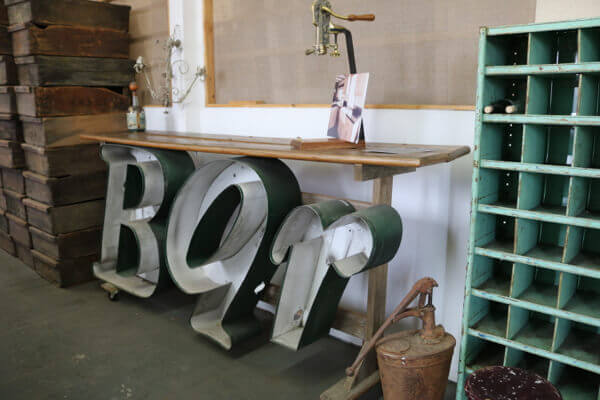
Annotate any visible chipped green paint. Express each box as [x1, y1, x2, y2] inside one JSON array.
[[459, 17, 600, 400]]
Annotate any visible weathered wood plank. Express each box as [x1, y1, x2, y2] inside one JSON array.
[[0, 56, 17, 85], [10, 23, 130, 58], [0, 25, 11, 55], [5, 0, 130, 32], [15, 55, 134, 87], [3, 187, 25, 219], [0, 229, 16, 255], [6, 211, 30, 247], [15, 86, 129, 117], [30, 225, 101, 259], [0, 86, 16, 115], [0, 2, 8, 25], [0, 139, 24, 168], [353, 164, 415, 182], [23, 197, 105, 234], [22, 113, 125, 147], [81, 131, 472, 168], [24, 170, 106, 206], [0, 114, 21, 141], [1, 167, 23, 193], [15, 241, 33, 267], [21, 143, 105, 177], [0, 208, 7, 232], [31, 249, 96, 287]]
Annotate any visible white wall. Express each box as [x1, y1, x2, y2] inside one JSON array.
[[536, 0, 600, 22], [147, 0, 475, 381]]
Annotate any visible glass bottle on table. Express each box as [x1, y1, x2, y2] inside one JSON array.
[[127, 81, 146, 132]]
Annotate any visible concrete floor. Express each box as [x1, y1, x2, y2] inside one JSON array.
[[0, 250, 457, 400]]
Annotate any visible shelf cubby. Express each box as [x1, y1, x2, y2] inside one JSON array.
[[553, 319, 600, 366], [526, 74, 580, 117], [461, 18, 600, 399], [510, 264, 559, 308], [579, 28, 600, 63], [464, 335, 506, 372], [474, 213, 515, 253], [578, 75, 600, 116], [520, 220, 567, 263], [468, 296, 508, 338], [505, 347, 550, 377], [482, 77, 527, 114], [570, 228, 600, 270], [486, 34, 529, 66], [480, 123, 523, 162], [471, 255, 512, 297], [548, 361, 600, 400], [517, 172, 569, 215], [528, 30, 578, 65], [507, 307, 555, 351], [559, 274, 600, 322]]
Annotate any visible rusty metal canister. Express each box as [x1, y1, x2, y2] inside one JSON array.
[[376, 328, 456, 400]]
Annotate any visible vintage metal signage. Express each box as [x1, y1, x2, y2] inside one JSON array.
[[95, 144, 403, 350], [165, 157, 301, 349], [271, 201, 403, 350], [93, 144, 194, 297]]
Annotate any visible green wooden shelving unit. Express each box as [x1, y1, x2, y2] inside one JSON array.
[[458, 17, 600, 400]]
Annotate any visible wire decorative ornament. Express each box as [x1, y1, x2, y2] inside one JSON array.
[[133, 25, 205, 110]]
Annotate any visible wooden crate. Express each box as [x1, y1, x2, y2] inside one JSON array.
[[24, 170, 106, 206], [0, 2, 8, 25], [5, 0, 130, 32], [0, 229, 15, 255], [30, 225, 101, 260], [22, 113, 125, 148], [15, 86, 129, 118], [1, 167, 23, 193], [32, 249, 95, 287], [0, 208, 7, 232], [0, 139, 24, 168], [6, 211, 29, 247], [15, 241, 32, 267], [0, 25, 10, 55], [10, 23, 129, 59], [22, 143, 105, 177], [3, 188, 24, 219], [23, 197, 104, 235], [0, 85, 16, 115], [0, 55, 16, 85], [15, 55, 134, 87], [0, 114, 22, 141]]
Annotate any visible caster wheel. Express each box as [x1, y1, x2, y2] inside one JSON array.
[[108, 291, 119, 301]]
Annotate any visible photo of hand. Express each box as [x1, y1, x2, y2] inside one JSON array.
[[327, 73, 369, 143]]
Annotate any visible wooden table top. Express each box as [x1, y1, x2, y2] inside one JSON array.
[[81, 131, 471, 168]]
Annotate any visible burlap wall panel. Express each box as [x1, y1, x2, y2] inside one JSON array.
[[212, 0, 536, 105]]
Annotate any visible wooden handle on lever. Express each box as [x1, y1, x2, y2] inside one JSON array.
[[347, 14, 375, 21]]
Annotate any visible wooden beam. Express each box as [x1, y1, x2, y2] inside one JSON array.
[[353, 164, 415, 181], [292, 139, 365, 151], [203, 0, 216, 105], [205, 103, 476, 111]]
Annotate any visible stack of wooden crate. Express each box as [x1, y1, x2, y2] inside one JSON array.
[[0, 0, 132, 287], [0, 2, 19, 259]]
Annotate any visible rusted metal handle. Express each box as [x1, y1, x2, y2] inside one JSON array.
[[345, 277, 438, 377], [347, 14, 375, 21]]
